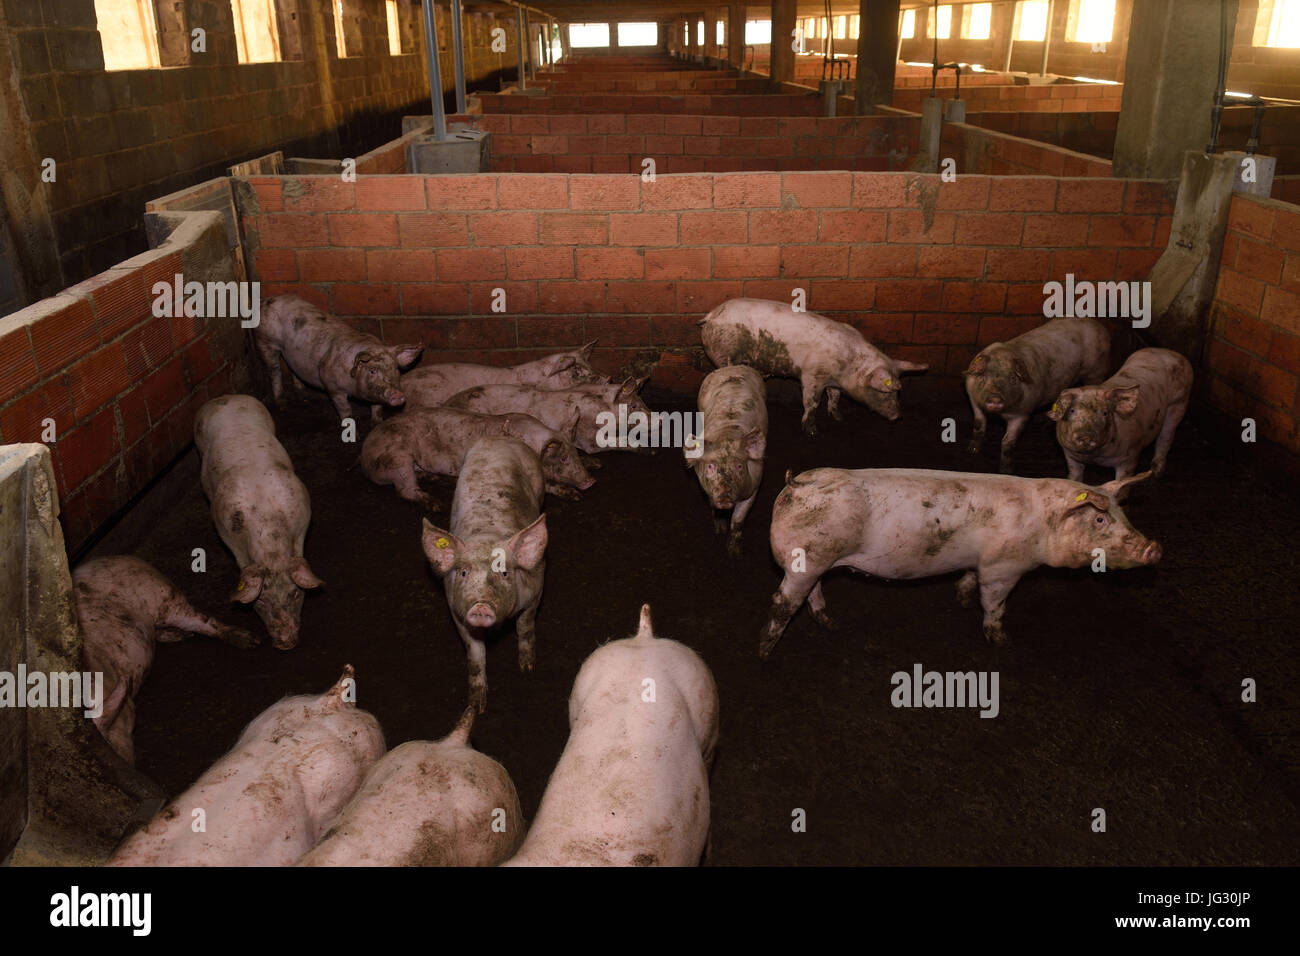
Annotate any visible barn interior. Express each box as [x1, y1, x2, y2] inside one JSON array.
[[1, 0, 1298, 866]]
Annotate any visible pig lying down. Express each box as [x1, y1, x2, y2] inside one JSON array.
[[422, 437, 549, 713], [195, 394, 324, 650], [503, 604, 719, 867], [1050, 347, 1193, 483], [700, 297, 927, 434], [76, 556, 256, 765], [255, 295, 422, 420], [443, 378, 652, 454], [686, 366, 767, 557], [361, 406, 593, 506], [109, 666, 384, 866], [964, 316, 1111, 473], [762, 468, 1162, 656], [391, 343, 608, 415], [298, 708, 523, 866]]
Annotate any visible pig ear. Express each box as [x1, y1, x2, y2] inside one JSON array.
[[1013, 358, 1033, 384], [421, 518, 459, 575], [964, 354, 988, 377], [683, 434, 702, 464], [390, 344, 423, 368], [1066, 488, 1111, 513], [1099, 470, 1153, 502], [617, 376, 646, 396], [578, 340, 597, 361], [546, 355, 577, 376], [1108, 385, 1140, 416], [507, 514, 548, 571], [743, 427, 766, 460], [1048, 391, 1074, 422], [231, 566, 267, 603], [350, 350, 377, 376], [867, 367, 894, 392], [290, 559, 324, 590], [895, 360, 928, 373], [566, 407, 581, 443]]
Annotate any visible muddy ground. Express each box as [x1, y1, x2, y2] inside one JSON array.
[[90, 374, 1300, 865]]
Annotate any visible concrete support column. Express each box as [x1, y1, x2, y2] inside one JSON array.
[[1113, 0, 1238, 179], [729, 4, 746, 68], [769, 0, 796, 85], [854, 0, 900, 112]]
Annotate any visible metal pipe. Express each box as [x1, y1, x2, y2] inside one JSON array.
[[516, 7, 526, 90], [420, 0, 447, 140], [1039, 0, 1054, 76], [450, 0, 467, 114]]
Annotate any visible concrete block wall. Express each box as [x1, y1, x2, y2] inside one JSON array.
[[237, 170, 1175, 394], [1205, 193, 1300, 464]]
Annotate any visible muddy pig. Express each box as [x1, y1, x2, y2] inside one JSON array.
[[297, 709, 523, 866], [255, 295, 422, 420], [685, 366, 767, 557], [391, 343, 607, 416], [699, 297, 927, 434], [361, 406, 593, 505], [443, 378, 652, 454], [762, 467, 1162, 655], [195, 395, 324, 649], [503, 605, 719, 867], [108, 666, 384, 866], [422, 436, 549, 713], [964, 317, 1111, 473], [1050, 347, 1193, 483], [76, 556, 257, 765]]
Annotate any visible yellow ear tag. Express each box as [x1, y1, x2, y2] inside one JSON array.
[[236, 580, 245, 591], [435, 537, 450, 549], [1075, 492, 1088, 502], [1052, 403, 1058, 413], [885, 378, 892, 388]]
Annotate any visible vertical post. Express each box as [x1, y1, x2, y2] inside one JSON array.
[[516, 6, 527, 89], [450, 0, 467, 114], [1040, 0, 1055, 76], [524, 11, 534, 80], [421, 0, 447, 140]]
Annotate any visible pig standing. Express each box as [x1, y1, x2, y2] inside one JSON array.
[[422, 437, 549, 713], [109, 666, 385, 866], [297, 709, 523, 867], [964, 317, 1111, 473], [76, 556, 257, 765], [761, 467, 1162, 655], [390, 343, 607, 416], [254, 295, 422, 420], [685, 366, 767, 557], [503, 605, 718, 867], [361, 406, 593, 506], [1050, 347, 1193, 483], [195, 395, 324, 650], [442, 378, 652, 454], [699, 297, 927, 434]]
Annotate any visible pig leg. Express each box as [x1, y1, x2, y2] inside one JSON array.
[[390, 460, 433, 507], [455, 622, 489, 714], [955, 570, 979, 608], [977, 568, 1022, 645], [759, 570, 823, 658], [799, 378, 825, 436], [158, 595, 258, 649], [806, 581, 833, 628], [998, 415, 1029, 474], [104, 698, 136, 765], [257, 340, 286, 406], [726, 495, 757, 558], [545, 481, 582, 501], [328, 390, 353, 421], [370, 404, 384, 423], [516, 595, 540, 674], [1150, 401, 1186, 477], [1064, 453, 1087, 483], [825, 387, 843, 421], [967, 399, 987, 454]]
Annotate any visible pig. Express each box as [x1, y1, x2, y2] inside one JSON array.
[[75, 556, 258, 765], [361, 406, 592, 505], [503, 604, 719, 867], [297, 708, 524, 867], [108, 666, 385, 866], [699, 297, 928, 434], [389, 343, 607, 417], [194, 394, 325, 650], [421, 436, 549, 713], [685, 366, 767, 557], [761, 467, 1162, 656], [442, 378, 652, 454], [964, 316, 1111, 473], [1049, 347, 1193, 484], [254, 295, 422, 421]]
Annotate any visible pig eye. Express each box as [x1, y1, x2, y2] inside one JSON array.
[[500, 570, 509, 580], [1095, 515, 1106, 525], [458, 569, 468, 579]]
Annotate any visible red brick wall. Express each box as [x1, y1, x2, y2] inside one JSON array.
[[0, 210, 246, 552], [942, 123, 1114, 177], [1205, 193, 1300, 461], [474, 113, 918, 173], [476, 93, 822, 115], [893, 82, 1125, 114], [537, 71, 769, 94], [238, 171, 1174, 393]]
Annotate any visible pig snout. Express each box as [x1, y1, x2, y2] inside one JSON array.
[[1140, 540, 1162, 565], [984, 396, 1005, 413], [383, 389, 406, 406], [466, 603, 497, 628], [267, 619, 300, 651], [579, 476, 595, 490]]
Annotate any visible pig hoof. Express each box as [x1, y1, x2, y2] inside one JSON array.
[[223, 627, 261, 649], [470, 688, 487, 714], [811, 609, 834, 629], [758, 629, 781, 659], [726, 535, 743, 558], [519, 653, 535, 672], [983, 626, 1010, 646], [966, 441, 982, 455], [802, 420, 818, 437]]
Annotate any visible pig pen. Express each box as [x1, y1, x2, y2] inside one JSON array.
[[84, 373, 1300, 866]]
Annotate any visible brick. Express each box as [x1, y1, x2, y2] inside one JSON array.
[[1088, 215, 1156, 248], [584, 315, 652, 345], [400, 284, 469, 316], [446, 317, 516, 350], [978, 315, 1043, 345], [1250, 356, 1299, 409], [281, 178, 356, 212], [255, 249, 299, 281], [517, 315, 584, 348], [355, 177, 427, 211], [437, 248, 508, 281], [916, 246, 986, 278], [426, 177, 497, 210], [1023, 213, 1091, 247], [610, 213, 677, 246], [468, 212, 539, 245], [1225, 195, 1274, 240], [988, 177, 1057, 212], [1262, 285, 1300, 335], [782, 245, 850, 277], [66, 269, 151, 342], [505, 248, 574, 280], [819, 210, 888, 243], [1235, 237, 1285, 286], [715, 245, 780, 278], [467, 282, 537, 314], [642, 175, 712, 210], [498, 175, 569, 209], [396, 213, 467, 247], [540, 213, 609, 245], [954, 212, 1024, 246], [888, 210, 956, 244], [1, 381, 75, 444], [875, 280, 943, 311], [332, 284, 400, 315], [849, 245, 918, 278], [809, 280, 875, 311], [649, 314, 703, 346], [1273, 207, 1300, 253], [1216, 269, 1266, 315], [122, 318, 174, 377], [645, 248, 710, 280], [849, 312, 913, 345], [1268, 331, 1300, 375], [31, 297, 99, 375], [678, 281, 745, 313], [985, 249, 1051, 281], [1055, 179, 1125, 213], [935, 176, 990, 210], [366, 250, 436, 283], [140, 356, 186, 422], [853, 173, 909, 208], [56, 408, 119, 496], [750, 209, 819, 245], [576, 248, 645, 280], [1050, 248, 1118, 278], [539, 282, 606, 313], [680, 210, 748, 245], [913, 313, 980, 344], [0, 327, 37, 398], [713, 173, 781, 208], [261, 214, 328, 247], [247, 178, 283, 212], [782, 172, 852, 208], [606, 282, 675, 313], [941, 281, 1007, 313], [570, 176, 640, 210]]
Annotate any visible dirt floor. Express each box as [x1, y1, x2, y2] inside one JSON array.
[[89, 373, 1300, 865]]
